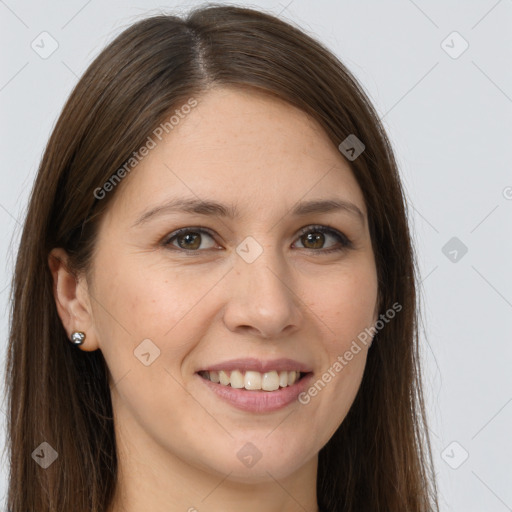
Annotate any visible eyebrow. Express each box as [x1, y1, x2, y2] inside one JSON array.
[[132, 197, 365, 227]]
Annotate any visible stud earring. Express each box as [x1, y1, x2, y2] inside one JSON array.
[[70, 331, 86, 345]]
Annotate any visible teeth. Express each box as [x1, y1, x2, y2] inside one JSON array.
[[261, 371, 280, 391], [201, 370, 302, 391], [230, 370, 244, 389], [244, 371, 261, 390], [219, 370, 230, 386]]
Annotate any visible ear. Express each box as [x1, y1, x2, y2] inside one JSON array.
[[48, 248, 100, 352]]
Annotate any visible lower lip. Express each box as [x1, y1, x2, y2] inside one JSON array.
[[196, 372, 314, 413]]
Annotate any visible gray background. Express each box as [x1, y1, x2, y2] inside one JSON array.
[[1, 0, 511, 510]]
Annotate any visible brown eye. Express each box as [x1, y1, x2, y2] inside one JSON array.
[[300, 231, 326, 249], [293, 225, 352, 253], [163, 225, 352, 255], [164, 228, 217, 251]]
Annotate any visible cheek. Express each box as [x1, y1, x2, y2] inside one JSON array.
[[297, 261, 377, 437], [89, 257, 211, 417], [91, 255, 215, 338], [89, 254, 228, 387], [304, 258, 378, 346]]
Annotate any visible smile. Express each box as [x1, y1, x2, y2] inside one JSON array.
[[198, 369, 305, 391]]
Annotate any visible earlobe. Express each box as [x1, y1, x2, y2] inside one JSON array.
[[48, 248, 99, 351]]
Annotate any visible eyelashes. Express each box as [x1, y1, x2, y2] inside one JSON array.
[[294, 225, 353, 253], [161, 224, 353, 255]]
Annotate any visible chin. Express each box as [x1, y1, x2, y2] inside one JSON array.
[[191, 439, 317, 483]]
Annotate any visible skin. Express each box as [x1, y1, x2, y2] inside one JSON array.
[[50, 86, 379, 512]]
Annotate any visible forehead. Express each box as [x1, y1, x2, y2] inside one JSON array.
[[107, 86, 367, 222]]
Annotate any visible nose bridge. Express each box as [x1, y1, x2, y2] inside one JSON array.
[[235, 236, 295, 307], [223, 235, 303, 337]]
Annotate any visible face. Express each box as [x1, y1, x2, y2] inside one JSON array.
[[84, 86, 378, 483]]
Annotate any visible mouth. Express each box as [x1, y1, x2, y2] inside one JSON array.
[[197, 369, 310, 392], [195, 368, 314, 413], [194, 357, 314, 412]]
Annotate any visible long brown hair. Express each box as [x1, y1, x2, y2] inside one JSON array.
[[4, 4, 439, 511]]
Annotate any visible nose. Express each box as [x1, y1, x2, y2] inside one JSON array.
[[222, 243, 304, 339]]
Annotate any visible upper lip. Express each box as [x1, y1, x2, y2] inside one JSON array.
[[197, 357, 313, 374]]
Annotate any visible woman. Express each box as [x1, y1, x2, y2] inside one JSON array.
[[4, 4, 439, 511]]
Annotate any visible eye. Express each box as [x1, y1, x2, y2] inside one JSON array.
[[163, 227, 218, 251], [293, 225, 352, 254], [163, 225, 352, 254]]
